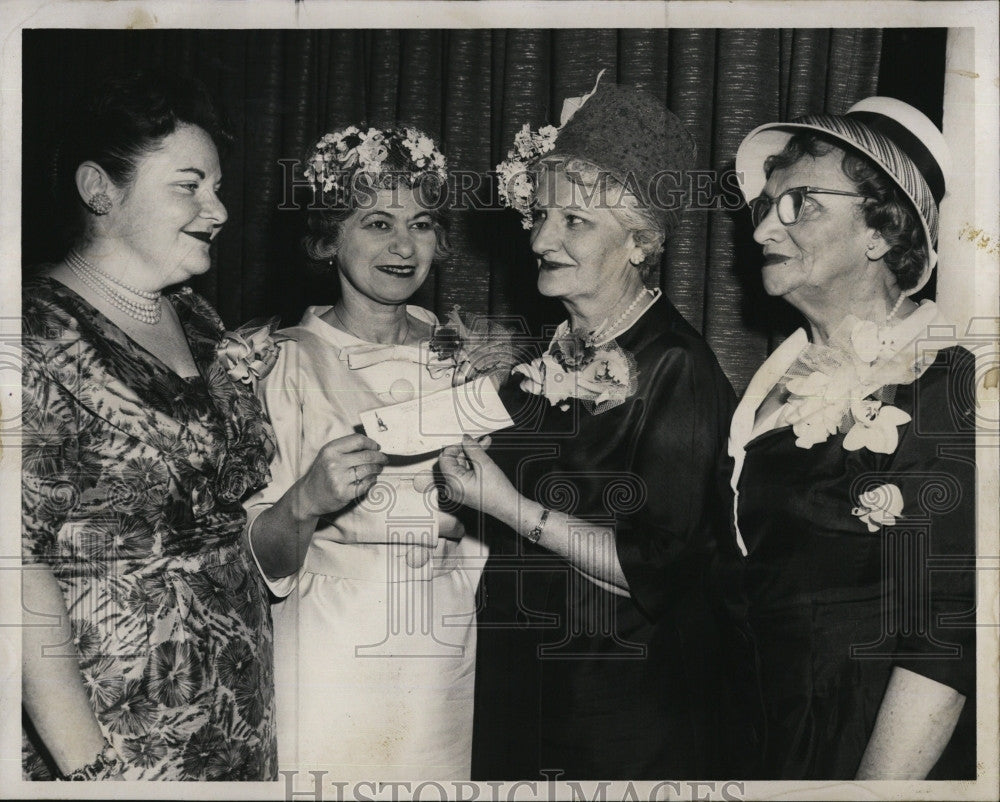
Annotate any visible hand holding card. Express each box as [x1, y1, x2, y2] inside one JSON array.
[[359, 376, 514, 455]]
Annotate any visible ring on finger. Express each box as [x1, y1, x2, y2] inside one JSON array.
[[351, 465, 358, 484]]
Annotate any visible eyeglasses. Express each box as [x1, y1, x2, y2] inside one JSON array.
[[748, 186, 868, 228]]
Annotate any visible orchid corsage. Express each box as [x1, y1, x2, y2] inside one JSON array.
[[780, 315, 933, 454], [513, 327, 637, 413], [427, 306, 518, 388], [216, 317, 291, 391], [776, 313, 941, 535]]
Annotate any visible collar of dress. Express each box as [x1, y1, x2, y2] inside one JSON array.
[[726, 299, 942, 557], [299, 304, 438, 361]]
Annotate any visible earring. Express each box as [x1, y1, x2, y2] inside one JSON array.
[[86, 192, 112, 216]]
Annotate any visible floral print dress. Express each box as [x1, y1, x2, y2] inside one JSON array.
[[21, 275, 278, 780]]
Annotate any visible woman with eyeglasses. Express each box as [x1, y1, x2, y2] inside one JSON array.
[[729, 98, 976, 780]]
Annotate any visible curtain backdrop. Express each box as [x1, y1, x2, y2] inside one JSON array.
[[22, 28, 887, 392]]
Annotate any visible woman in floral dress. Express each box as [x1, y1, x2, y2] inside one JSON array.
[[728, 97, 975, 779], [22, 71, 279, 780]]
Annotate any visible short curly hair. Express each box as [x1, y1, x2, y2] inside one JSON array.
[[763, 131, 928, 292]]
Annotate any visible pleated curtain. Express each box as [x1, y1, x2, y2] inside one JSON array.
[[22, 29, 882, 391]]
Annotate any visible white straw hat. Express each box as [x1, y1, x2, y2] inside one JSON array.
[[735, 96, 951, 294]]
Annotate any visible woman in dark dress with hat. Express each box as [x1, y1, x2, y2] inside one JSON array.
[[729, 97, 976, 779], [438, 76, 740, 779]]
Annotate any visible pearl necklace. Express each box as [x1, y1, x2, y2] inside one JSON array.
[[870, 292, 907, 352], [589, 287, 660, 345], [883, 292, 906, 326], [66, 250, 162, 324]]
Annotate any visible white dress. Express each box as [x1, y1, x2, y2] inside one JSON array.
[[245, 305, 487, 781]]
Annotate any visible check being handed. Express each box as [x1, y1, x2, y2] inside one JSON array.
[[358, 376, 515, 455]]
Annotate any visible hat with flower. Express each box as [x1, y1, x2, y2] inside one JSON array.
[[303, 124, 448, 204], [496, 71, 697, 233]]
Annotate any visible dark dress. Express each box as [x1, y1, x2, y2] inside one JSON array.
[[21, 275, 278, 780], [472, 294, 740, 780], [732, 338, 977, 780]]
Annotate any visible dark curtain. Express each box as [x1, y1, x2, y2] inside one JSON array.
[[22, 28, 885, 392]]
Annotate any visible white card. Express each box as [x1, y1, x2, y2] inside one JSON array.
[[358, 376, 514, 455]]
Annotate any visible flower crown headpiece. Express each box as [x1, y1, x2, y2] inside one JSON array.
[[495, 70, 606, 229], [303, 125, 448, 200]]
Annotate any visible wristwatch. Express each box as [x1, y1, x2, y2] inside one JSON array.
[[525, 508, 550, 544]]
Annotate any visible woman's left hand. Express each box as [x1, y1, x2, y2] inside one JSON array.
[[438, 435, 518, 518]]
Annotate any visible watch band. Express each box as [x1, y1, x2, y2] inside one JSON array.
[[525, 508, 550, 544], [59, 742, 124, 781]]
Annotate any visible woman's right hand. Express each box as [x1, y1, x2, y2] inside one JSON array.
[[438, 435, 519, 520], [292, 433, 388, 519]]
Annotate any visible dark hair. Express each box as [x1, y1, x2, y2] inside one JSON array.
[[54, 70, 231, 246], [302, 128, 451, 270], [763, 131, 927, 291]]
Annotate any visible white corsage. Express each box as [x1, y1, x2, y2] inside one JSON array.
[[215, 317, 291, 390], [513, 328, 636, 413], [427, 306, 518, 387], [780, 314, 932, 455], [852, 483, 904, 532], [842, 398, 912, 454]]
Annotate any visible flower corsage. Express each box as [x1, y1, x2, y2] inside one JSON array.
[[776, 312, 941, 535], [427, 306, 518, 388], [215, 317, 291, 391], [852, 482, 905, 532], [779, 315, 934, 454], [513, 327, 637, 413]]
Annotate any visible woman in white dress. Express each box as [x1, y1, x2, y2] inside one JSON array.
[[244, 126, 485, 780]]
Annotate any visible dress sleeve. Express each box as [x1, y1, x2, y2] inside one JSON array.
[[614, 340, 736, 621], [20, 336, 80, 564], [243, 345, 304, 598], [886, 347, 976, 697]]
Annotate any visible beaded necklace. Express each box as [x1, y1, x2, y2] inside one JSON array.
[[66, 250, 162, 325], [588, 287, 660, 345]]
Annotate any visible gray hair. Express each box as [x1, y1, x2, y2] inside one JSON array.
[[534, 156, 665, 280]]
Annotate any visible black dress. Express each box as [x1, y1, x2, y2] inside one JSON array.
[[471, 294, 741, 780], [731, 330, 977, 780]]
